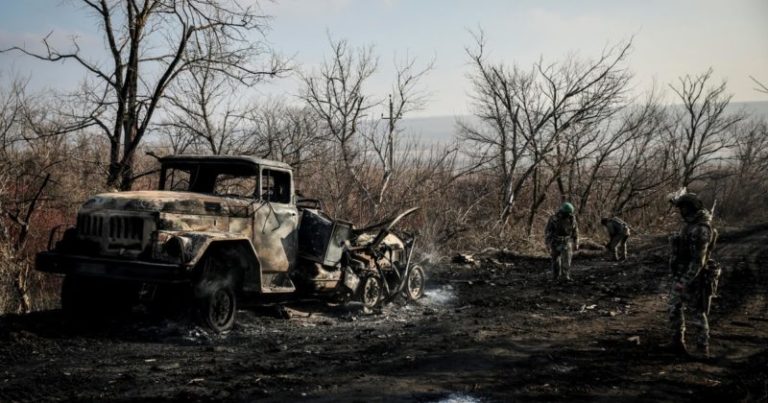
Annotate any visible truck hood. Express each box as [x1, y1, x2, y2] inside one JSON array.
[[80, 190, 254, 216]]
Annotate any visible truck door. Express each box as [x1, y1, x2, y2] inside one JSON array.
[[252, 167, 299, 292]]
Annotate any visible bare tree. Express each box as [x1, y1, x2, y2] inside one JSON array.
[[0, 76, 72, 313], [159, 57, 251, 156], [1, 0, 287, 190], [375, 54, 434, 203], [245, 102, 326, 173], [750, 76, 768, 94], [606, 130, 675, 218], [460, 30, 632, 229], [571, 92, 668, 218], [716, 118, 768, 220], [158, 57, 328, 175], [0, 76, 26, 158], [300, 37, 434, 219], [667, 69, 742, 187], [300, 38, 378, 207], [734, 118, 768, 176]]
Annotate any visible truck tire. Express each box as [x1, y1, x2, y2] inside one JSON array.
[[360, 275, 382, 309], [404, 265, 426, 301], [195, 279, 236, 332], [193, 250, 239, 332]]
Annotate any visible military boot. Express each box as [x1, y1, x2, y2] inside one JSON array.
[[697, 343, 710, 359], [670, 332, 690, 357], [563, 266, 572, 281], [552, 263, 561, 281]]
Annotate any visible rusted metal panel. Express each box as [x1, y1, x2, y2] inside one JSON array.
[[251, 200, 299, 276]]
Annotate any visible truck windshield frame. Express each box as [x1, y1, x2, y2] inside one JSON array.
[[159, 161, 260, 196]]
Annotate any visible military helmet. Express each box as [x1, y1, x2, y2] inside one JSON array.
[[673, 193, 704, 211], [559, 202, 575, 214]]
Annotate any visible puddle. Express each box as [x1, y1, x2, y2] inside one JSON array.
[[435, 393, 483, 403]]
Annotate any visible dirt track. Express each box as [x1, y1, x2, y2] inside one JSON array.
[[1, 225, 767, 402]]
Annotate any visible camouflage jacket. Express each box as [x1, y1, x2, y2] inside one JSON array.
[[545, 213, 579, 245], [670, 210, 716, 286], [603, 217, 630, 237]]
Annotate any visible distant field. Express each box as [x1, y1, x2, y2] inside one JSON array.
[[400, 100, 768, 145]]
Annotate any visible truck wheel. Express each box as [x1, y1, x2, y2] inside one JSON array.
[[404, 265, 425, 301], [360, 275, 382, 309], [193, 251, 239, 332], [195, 280, 237, 333]]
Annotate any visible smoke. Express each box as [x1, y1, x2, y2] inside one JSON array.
[[423, 284, 457, 307], [416, 247, 446, 266]]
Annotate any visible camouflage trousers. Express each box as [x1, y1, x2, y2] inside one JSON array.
[[549, 239, 572, 280], [607, 234, 629, 261], [668, 280, 710, 348]]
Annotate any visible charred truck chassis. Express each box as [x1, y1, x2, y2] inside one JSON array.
[[36, 155, 425, 332]]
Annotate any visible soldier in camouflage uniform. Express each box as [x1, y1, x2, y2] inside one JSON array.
[[545, 202, 579, 281], [668, 193, 719, 358], [601, 217, 630, 261]]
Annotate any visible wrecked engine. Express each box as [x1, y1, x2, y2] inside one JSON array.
[[292, 207, 419, 308]]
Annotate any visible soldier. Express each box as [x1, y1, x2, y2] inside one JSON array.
[[601, 217, 630, 261], [668, 193, 719, 358], [545, 202, 579, 281]]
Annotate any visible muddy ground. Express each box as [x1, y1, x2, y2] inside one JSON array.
[[1, 225, 767, 402]]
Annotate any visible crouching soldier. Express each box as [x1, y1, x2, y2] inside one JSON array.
[[668, 193, 720, 358], [601, 217, 630, 261], [545, 202, 579, 281]]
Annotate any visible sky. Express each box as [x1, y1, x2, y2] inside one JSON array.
[[0, 0, 766, 118]]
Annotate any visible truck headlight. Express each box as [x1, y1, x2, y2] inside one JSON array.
[[153, 231, 190, 263], [163, 236, 190, 261]]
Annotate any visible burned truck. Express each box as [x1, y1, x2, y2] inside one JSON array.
[[36, 155, 425, 331]]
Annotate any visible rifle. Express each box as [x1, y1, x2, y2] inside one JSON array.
[[702, 198, 720, 314], [702, 259, 722, 315]]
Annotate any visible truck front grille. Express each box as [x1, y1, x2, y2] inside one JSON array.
[[77, 214, 146, 249], [77, 214, 104, 237], [108, 216, 144, 242]]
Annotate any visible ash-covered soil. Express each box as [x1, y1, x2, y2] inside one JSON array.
[[1, 225, 767, 402]]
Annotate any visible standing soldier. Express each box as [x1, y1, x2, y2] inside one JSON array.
[[668, 193, 719, 358], [601, 217, 630, 261], [545, 202, 579, 281]]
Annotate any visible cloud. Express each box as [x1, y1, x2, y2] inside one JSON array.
[[524, 7, 633, 51]]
